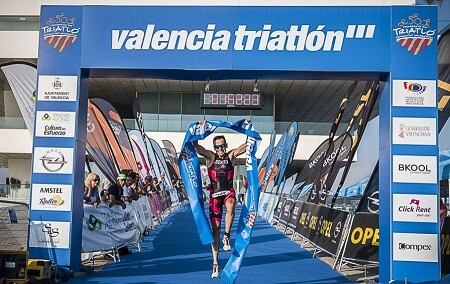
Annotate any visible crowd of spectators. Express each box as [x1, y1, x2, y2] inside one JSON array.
[[83, 170, 187, 210]]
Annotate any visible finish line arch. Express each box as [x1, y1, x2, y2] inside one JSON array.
[[30, 5, 438, 283]]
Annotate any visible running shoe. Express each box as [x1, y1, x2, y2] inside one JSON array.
[[211, 264, 220, 278], [222, 235, 231, 251]]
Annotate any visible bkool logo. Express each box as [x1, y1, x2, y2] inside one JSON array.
[[41, 13, 80, 52], [392, 13, 435, 55]]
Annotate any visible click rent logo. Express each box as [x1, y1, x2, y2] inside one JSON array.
[[112, 24, 375, 52], [398, 199, 432, 217], [393, 13, 435, 55], [42, 13, 80, 52]]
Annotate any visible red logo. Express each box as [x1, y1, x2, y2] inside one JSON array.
[[42, 13, 80, 52], [392, 14, 435, 56]]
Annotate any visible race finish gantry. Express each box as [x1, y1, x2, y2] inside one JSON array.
[[29, 5, 438, 283]]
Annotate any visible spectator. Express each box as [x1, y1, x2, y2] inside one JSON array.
[[107, 173, 127, 209], [84, 173, 100, 208]]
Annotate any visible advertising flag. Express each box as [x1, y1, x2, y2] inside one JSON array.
[[307, 133, 352, 204], [330, 81, 379, 206], [133, 95, 156, 175], [90, 98, 138, 173], [90, 100, 131, 174], [274, 122, 299, 188], [86, 101, 119, 182], [162, 140, 181, 178], [129, 130, 152, 178], [0, 62, 37, 135]]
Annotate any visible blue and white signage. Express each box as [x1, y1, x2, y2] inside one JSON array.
[[392, 80, 436, 107], [392, 117, 436, 145], [29, 221, 71, 249], [35, 111, 76, 138], [393, 155, 437, 184], [37, 75, 78, 101], [30, 184, 72, 211], [393, 233, 438, 262]]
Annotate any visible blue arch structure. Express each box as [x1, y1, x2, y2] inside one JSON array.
[[29, 5, 439, 283]]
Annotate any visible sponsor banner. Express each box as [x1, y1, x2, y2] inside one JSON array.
[[80, 6, 391, 71], [392, 117, 436, 145], [295, 202, 348, 255], [33, 147, 74, 174], [82, 203, 140, 253], [29, 220, 70, 249], [31, 184, 72, 211], [35, 111, 76, 138], [393, 80, 436, 107], [272, 196, 286, 221], [393, 233, 438, 262], [279, 198, 295, 225], [343, 213, 379, 262], [37, 75, 78, 101], [441, 216, 450, 273], [287, 200, 303, 230], [393, 194, 437, 223], [393, 155, 437, 184]]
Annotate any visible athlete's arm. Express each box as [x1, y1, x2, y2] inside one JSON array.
[[193, 141, 215, 166], [229, 141, 247, 163]]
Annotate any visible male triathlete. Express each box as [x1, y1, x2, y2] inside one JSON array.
[[193, 126, 247, 278]]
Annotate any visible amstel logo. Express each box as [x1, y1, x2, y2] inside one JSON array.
[[392, 13, 435, 55], [42, 13, 80, 52]]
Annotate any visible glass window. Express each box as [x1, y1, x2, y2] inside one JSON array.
[[182, 93, 202, 115], [138, 93, 158, 114], [160, 93, 181, 114]]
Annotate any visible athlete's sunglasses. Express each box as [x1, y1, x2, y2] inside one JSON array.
[[214, 143, 227, 150]]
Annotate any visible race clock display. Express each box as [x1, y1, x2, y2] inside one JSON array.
[[200, 92, 262, 109]]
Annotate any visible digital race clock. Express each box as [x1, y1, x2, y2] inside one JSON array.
[[200, 92, 262, 109]]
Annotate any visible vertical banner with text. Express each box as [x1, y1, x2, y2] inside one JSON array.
[[379, 6, 439, 283], [28, 6, 87, 271]]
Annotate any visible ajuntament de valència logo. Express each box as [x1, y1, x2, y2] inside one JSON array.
[[393, 13, 435, 55], [112, 24, 375, 52], [42, 13, 80, 52]]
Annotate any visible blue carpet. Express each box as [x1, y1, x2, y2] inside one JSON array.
[[69, 204, 355, 284]]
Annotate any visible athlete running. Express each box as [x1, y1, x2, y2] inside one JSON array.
[[193, 124, 247, 278]]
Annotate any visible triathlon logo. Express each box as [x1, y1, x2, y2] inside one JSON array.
[[392, 13, 435, 55], [39, 149, 68, 172], [42, 13, 80, 52]]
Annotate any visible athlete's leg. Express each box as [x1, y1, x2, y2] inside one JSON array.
[[209, 195, 223, 278], [222, 191, 236, 251]]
